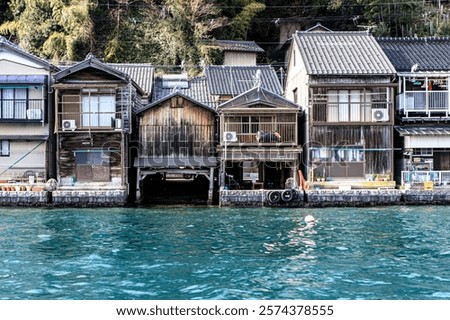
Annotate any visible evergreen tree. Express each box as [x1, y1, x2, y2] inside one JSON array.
[[142, 0, 226, 73], [2, 0, 450, 65], [357, 0, 423, 37], [222, 0, 266, 40], [0, 0, 93, 62], [99, 0, 158, 63]]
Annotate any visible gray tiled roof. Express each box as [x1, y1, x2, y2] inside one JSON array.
[[218, 85, 301, 110], [108, 63, 154, 96], [214, 40, 264, 53], [205, 65, 282, 96], [377, 37, 450, 72], [55, 55, 128, 82], [151, 76, 216, 109], [140, 91, 216, 114], [294, 31, 396, 75], [0, 36, 56, 71]]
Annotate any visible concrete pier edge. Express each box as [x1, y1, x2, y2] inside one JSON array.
[[1, 188, 450, 207]]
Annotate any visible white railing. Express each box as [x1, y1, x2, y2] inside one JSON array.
[[398, 91, 450, 116], [401, 170, 450, 186], [224, 122, 297, 144]]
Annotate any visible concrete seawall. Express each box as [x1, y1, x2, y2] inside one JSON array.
[[0, 189, 127, 207], [52, 190, 127, 207], [403, 190, 450, 204], [305, 189, 402, 207], [219, 189, 450, 207], [220, 189, 304, 207], [2, 188, 450, 207], [0, 191, 49, 206]]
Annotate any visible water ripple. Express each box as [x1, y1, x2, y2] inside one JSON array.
[[0, 205, 449, 299]]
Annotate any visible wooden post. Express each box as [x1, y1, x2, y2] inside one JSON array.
[[207, 167, 214, 205], [136, 167, 141, 202]]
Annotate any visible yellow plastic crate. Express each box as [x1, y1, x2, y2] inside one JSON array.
[[424, 181, 434, 191]]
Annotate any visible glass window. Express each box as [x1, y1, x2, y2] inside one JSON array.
[[82, 95, 115, 127], [15, 88, 27, 119], [326, 89, 389, 122], [327, 90, 339, 122], [1, 89, 14, 119], [1, 140, 10, 157], [75, 151, 107, 165], [311, 146, 364, 162], [0, 88, 31, 120]]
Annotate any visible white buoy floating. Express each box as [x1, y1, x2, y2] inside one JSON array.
[[298, 214, 317, 232], [304, 215, 315, 224]]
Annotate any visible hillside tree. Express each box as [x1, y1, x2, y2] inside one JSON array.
[[0, 0, 94, 62]]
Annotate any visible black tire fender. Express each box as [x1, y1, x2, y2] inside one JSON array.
[[268, 190, 281, 204], [281, 189, 294, 202], [291, 189, 299, 200]]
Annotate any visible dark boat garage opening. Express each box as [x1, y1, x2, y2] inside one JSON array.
[[140, 173, 212, 205]]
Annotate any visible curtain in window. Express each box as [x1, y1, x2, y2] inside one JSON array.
[[338, 90, 349, 122], [2, 89, 14, 118], [82, 95, 115, 127], [15, 88, 27, 119], [363, 91, 372, 122], [327, 90, 338, 122], [350, 90, 360, 122]]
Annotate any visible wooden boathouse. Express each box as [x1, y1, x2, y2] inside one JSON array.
[[284, 25, 398, 190], [134, 75, 217, 204], [51, 55, 148, 205]]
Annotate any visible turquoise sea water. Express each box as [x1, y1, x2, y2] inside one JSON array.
[[0, 205, 449, 300]]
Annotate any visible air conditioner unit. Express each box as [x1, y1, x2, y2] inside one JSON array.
[[62, 119, 77, 131], [224, 131, 237, 142], [115, 118, 122, 129], [372, 109, 389, 122]]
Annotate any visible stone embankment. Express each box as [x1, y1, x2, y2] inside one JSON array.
[[52, 190, 127, 207], [2, 188, 450, 207], [219, 188, 450, 207], [0, 189, 127, 207], [0, 191, 49, 206]]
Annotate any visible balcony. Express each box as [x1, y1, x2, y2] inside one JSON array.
[[398, 91, 450, 117], [401, 170, 450, 187], [0, 99, 44, 122], [223, 122, 297, 145], [58, 111, 126, 131]]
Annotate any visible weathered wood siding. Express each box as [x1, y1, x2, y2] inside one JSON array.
[[310, 125, 393, 174], [57, 85, 137, 133], [434, 151, 450, 170], [58, 132, 123, 179], [139, 98, 215, 158]]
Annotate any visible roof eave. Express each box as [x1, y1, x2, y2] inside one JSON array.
[[138, 91, 216, 115]]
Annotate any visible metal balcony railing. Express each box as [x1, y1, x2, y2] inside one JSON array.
[[398, 91, 450, 116], [401, 170, 450, 186], [223, 122, 297, 145], [0, 99, 44, 121]]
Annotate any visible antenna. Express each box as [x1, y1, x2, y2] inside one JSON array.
[[253, 69, 262, 89], [411, 63, 419, 73], [356, 25, 376, 34]]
